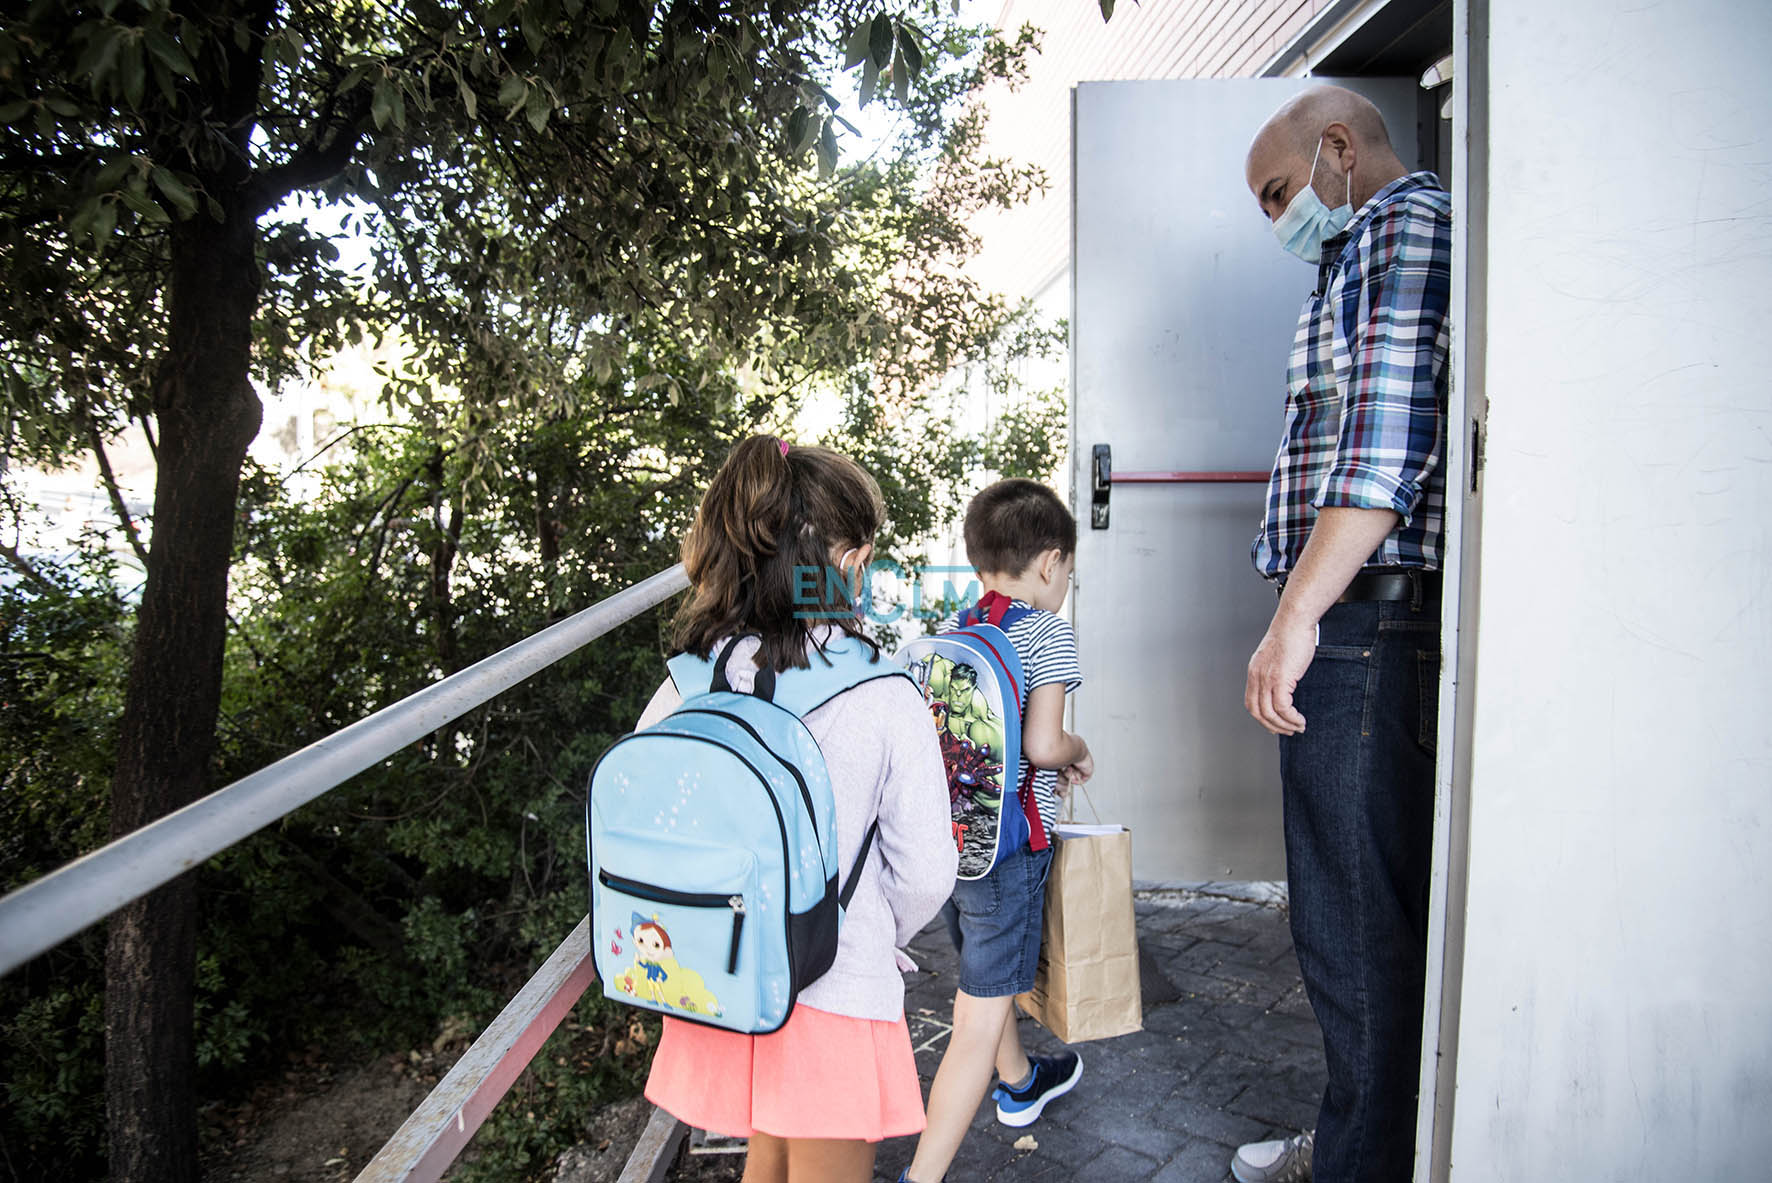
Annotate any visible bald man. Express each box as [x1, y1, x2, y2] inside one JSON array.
[[1233, 87, 1452, 1183]]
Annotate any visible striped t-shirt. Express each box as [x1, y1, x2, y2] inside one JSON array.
[[938, 601, 1084, 837]]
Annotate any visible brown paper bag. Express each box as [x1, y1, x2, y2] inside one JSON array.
[[1016, 825, 1143, 1043]]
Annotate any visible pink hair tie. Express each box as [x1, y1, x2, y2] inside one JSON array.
[[777, 439, 790, 458]]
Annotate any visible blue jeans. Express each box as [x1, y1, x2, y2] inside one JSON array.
[[941, 841, 1054, 997], [1280, 597, 1439, 1182]]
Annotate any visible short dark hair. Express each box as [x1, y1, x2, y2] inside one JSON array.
[[962, 479, 1076, 576]]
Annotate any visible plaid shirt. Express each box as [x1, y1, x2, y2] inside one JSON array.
[[1252, 172, 1453, 580]]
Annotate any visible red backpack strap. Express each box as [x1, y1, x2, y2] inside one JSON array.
[[1018, 765, 1049, 851], [976, 589, 1014, 627]]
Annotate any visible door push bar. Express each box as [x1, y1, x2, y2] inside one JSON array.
[[1088, 444, 1267, 529]]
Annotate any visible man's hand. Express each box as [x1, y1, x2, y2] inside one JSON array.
[[1245, 617, 1316, 736], [1245, 507, 1400, 736]]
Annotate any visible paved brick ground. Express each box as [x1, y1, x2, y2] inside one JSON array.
[[870, 887, 1323, 1183]]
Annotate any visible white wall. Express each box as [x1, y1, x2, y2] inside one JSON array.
[[966, 0, 1321, 305], [1450, 1, 1772, 1178]]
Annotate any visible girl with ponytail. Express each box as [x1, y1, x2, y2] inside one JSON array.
[[635, 436, 957, 1183], [673, 435, 883, 672]]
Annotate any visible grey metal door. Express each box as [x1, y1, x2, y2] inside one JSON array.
[[1071, 77, 1418, 882]]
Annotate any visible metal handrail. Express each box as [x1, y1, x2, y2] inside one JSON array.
[[0, 563, 689, 977]]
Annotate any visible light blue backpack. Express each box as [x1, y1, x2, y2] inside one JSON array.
[[585, 634, 908, 1034]]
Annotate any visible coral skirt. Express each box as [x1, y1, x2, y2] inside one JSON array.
[[643, 1003, 926, 1142]]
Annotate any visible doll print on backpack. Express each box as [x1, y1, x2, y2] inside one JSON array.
[[610, 913, 724, 1017], [913, 652, 1010, 878]]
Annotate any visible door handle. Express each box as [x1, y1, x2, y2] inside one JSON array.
[[1090, 444, 1112, 529]]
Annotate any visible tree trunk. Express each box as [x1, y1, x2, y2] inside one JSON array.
[[105, 212, 262, 1183], [429, 485, 463, 676], [428, 480, 465, 760], [535, 473, 561, 569]]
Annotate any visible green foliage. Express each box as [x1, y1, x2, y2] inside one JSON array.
[[0, 0, 1067, 1178], [0, 542, 127, 1177], [0, 0, 1025, 466], [0, 541, 128, 892], [0, 977, 107, 1168]]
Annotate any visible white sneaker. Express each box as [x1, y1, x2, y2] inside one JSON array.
[[1230, 1129, 1314, 1183]]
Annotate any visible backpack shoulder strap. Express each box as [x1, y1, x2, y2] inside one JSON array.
[[840, 819, 880, 909], [949, 599, 1049, 853], [940, 620, 1026, 721], [668, 635, 906, 715], [772, 637, 907, 903], [666, 636, 786, 703], [960, 590, 1034, 633], [769, 634, 912, 718], [665, 648, 719, 699]]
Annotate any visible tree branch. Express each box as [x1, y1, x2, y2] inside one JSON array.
[[225, 607, 294, 680], [0, 538, 133, 642], [246, 119, 367, 217], [276, 840, 413, 962], [86, 412, 151, 567], [245, 69, 373, 217], [0, 540, 61, 598], [360, 474, 418, 579], [0, 148, 88, 175]]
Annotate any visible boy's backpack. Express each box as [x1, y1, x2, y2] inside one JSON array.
[[894, 591, 1050, 881], [585, 634, 908, 1034]]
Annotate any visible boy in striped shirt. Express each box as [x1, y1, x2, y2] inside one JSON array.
[[902, 479, 1093, 1183]]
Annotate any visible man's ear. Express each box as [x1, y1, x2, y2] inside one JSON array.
[[1323, 120, 1357, 177], [1040, 547, 1063, 584]]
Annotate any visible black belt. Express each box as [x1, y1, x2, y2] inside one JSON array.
[[1338, 567, 1440, 604], [1274, 567, 1441, 605]]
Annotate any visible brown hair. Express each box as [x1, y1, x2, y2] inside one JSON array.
[[672, 436, 885, 673], [962, 479, 1077, 576]]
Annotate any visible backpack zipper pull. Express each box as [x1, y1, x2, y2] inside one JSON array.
[[726, 896, 746, 974]]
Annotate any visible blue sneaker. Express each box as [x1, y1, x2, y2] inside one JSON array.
[[991, 1050, 1083, 1127]]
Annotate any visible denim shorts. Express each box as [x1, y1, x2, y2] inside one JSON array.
[[940, 841, 1054, 998]]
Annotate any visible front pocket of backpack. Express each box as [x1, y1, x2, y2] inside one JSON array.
[[594, 845, 760, 1028]]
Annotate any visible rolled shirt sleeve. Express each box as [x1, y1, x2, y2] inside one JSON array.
[[1313, 194, 1451, 525]]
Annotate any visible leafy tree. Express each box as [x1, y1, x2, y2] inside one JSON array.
[[0, 0, 1056, 1179], [0, 540, 129, 1174]]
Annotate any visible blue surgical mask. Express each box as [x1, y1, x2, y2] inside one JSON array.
[[1272, 134, 1353, 264]]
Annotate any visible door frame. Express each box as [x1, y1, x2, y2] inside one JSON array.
[[1261, 3, 1482, 1180]]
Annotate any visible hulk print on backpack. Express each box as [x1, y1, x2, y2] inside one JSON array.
[[909, 651, 1012, 879]]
